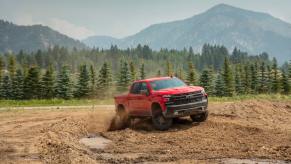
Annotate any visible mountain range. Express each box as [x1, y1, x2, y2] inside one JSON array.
[[0, 20, 86, 53], [83, 4, 291, 63]]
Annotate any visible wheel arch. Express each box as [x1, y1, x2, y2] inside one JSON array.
[[151, 102, 162, 116]]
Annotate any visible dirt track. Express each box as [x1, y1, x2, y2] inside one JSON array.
[[1, 100, 291, 163]]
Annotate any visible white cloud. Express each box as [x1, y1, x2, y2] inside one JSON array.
[[14, 15, 95, 40]]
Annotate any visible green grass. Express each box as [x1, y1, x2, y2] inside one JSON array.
[[209, 94, 291, 102], [0, 94, 290, 108], [0, 98, 114, 107]]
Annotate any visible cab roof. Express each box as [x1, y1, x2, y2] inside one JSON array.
[[134, 76, 174, 83]]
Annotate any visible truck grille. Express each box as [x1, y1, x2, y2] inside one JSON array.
[[166, 91, 203, 105]]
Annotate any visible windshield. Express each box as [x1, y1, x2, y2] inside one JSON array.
[[150, 78, 187, 91]]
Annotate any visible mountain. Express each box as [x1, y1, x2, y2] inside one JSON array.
[[83, 4, 291, 63], [83, 35, 120, 49], [0, 20, 86, 53]]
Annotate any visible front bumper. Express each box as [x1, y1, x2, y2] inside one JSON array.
[[163, 98, 208, 118]]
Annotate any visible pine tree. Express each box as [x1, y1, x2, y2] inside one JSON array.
[[0, 75, 11, 99], [11, 70, 24, 100], [288, 60, 291, 87], [166, 60, 173, 76], [157, 70, 161, 77], [8, 55, 16, 79], [177, 67, 184, 80], [75, 65, 90, 98], [118, 61, 131, 91], [250, 63, 258, 93], [55, 66, 73, 99], [40, 65, 55, 99], [89, 65, 96, 94], [129, 62, 137, 81], [258, 62, 268, 93], [23, 66, 41, 99], [139, 63, 146, 80], [0, 56, 5, 80], [242, 64, 251, 94], [222, 57, 234, 96], [97, 62, 112, 96], [214, 73, 225, 97], [281, 71, 290, 94], [271, 58, 280, 93], [186, 62, 196, 85], [199, 68, 214, 95], [266, 65, 272, 93], [234, 65, 244, 95]]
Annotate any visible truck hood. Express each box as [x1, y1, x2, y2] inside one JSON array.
[[152, 86, 203, 95]]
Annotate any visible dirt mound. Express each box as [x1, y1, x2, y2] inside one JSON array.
[[1, 100, 291, 163]]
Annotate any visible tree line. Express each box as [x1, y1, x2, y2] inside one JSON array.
[[0, 44, 290, 100]]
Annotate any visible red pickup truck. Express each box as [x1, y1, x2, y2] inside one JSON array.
[[114, 77, 208, 130]]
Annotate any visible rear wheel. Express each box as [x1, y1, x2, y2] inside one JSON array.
[[190, 111, 208, 122], [152, 105, 172, 131]]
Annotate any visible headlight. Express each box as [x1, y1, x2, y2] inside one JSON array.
[[162, 95, 171, 102], [201, 89, 206, 95]]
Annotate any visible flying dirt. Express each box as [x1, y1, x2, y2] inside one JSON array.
[[0, 100, 291, 163]]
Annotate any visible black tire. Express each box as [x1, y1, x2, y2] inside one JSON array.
[[190, 111, 208, 122], [151, 105, 173, 131]]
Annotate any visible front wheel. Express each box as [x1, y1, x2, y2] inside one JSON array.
[[152, 108, 172, 131], [190, 111, 208, 122]]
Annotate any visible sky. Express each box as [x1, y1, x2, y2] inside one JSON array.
[[0, 0, 291, 40]]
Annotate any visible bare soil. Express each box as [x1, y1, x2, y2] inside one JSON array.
[[0, 100, 291, 163]]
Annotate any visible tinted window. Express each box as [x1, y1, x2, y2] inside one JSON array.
[[130, 82, 141, 94], [150, 78, 186, 91], [140, 82, 148, 91]]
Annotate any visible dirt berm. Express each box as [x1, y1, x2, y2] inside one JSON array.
[[0, 100, 291, 163]]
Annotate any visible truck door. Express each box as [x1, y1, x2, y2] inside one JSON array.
[[137, 82, 152, 116], [128, 82, 141, 115]]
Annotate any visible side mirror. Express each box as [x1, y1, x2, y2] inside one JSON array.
[[140, 89, 149, 96]]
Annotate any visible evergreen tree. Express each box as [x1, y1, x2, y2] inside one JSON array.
[[0, 56, 5, 80], [89, 65, 96, 94], [97, 62, 112, 96], [166, 60, 173, 76], [139, 63, 146, 80], [288, 60, 291, 86], [271, 58, 280, 93], [0, 75, 11, 99], [40, 65, 55, 99], [23, 67, 41, 99], [157, 70, 161, 77], [199, 68, 214, 95], [258, 62, 268, 93], [11, 70, 24, 100], [222, 57, 234, 96], [55, 66, 73, 99], [75, 65, 90, 98], [242, 64, 251, 94], [129, 62, 137, 81], [281, 71, 290, 94], [214, 73, 225, 97], [266, 65, 272, 93], [186, 62, 196, 85], [8, 55, 16, 79], [234, 65, 244, 95], [250, 63, 258, 93], [177, 67, 184, 80], [118, 61, 131, 91]]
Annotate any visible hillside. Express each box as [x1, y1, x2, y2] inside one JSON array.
[[84, 4, 291, 63], [0, 20, 86, 53]]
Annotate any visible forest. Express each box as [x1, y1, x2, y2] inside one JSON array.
[[0, 44, 290, 100]]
